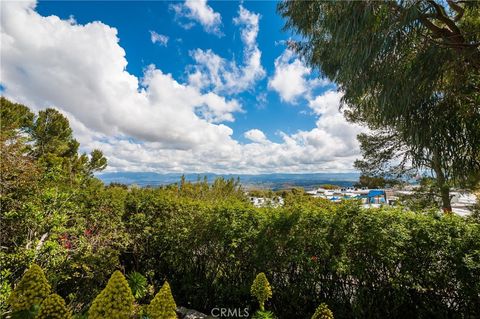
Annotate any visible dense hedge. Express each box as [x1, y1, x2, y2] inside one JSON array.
[[4, 181, 480, 318], [121, 189, 480, 319]]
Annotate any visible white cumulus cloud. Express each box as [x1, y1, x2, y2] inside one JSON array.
[[150, 31, 169, 46], [244, 129, 269, 144], [268, 49, 329, 103], [1, 0, 240, 151], [187, 5, 265, 95], [0, 1, 365, 174], [171, 0, 222, 36]]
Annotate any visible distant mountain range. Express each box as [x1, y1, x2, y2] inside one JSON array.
[[96, 172, 360, 190]]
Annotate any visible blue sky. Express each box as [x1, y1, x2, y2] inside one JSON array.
[[1, 0, 364, 173]]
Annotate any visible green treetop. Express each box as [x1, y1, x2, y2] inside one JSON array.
[[311, 303, 334, 319], [88, 270, 134, 319], [147, 281, 177, 319], [279, 0, 480, 211], [0, 97, 34, 137], [7, 264, 51, 313], [37, 294, 72, 319], [251, 273, 272, 311]]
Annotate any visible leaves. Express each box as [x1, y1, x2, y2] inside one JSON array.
[[88, 271, 134, 319], [251, 273, 273, 311], [127, 272, 148, 300], [311, 303, 334, 319], [147, 281, 177, 319], [279, 0, 480, 209], [8, 264, 51, 313]]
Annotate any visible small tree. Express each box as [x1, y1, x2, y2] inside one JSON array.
[[88, 270, 134, 319], [147, 281, 177, 319], [250, 273, 272, 311], [8, 264, 51, 313], [311, 303, 334, 319], [37, 294, 72, 319]]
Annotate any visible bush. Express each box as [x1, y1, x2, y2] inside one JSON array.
[[251, 273, 272, 311], [88, 271, 134, 319], [0, 269, 12, 313], [252, 310, 276, 319], [127, 271, 148, 300], [147, 281, 177, 319], [37, 294, 72, 319], [8, 264, 51, 313], [311, 303, 334, 319], [124, 196, 480, 318]]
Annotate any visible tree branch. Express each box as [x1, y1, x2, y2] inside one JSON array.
[[426, 0, 464, 38], [447, 0, 465, 22]]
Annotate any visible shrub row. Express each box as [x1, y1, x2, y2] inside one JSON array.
[[7, 264, 332, 318], [121, 190, 480, 318], [7, 264, 177, 319], [4, 185, 480, 318]]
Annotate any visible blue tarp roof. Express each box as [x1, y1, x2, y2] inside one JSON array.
[[368, 190, 385, 197]]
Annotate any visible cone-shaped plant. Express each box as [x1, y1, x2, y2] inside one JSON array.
[[8, 264, 51, 313], [88, 270, 134, 319], [250, 273, 272, 311], [311, 303, 334, 319], [37, 294, 72, 319], [147, 281, 177, 319]]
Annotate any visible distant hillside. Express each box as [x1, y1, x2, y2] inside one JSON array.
[[96, 172, 360, 190]]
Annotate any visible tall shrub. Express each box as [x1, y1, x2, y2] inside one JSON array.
[[311, 303, 334, 319], [147, 281, 177, 319], [37, 294, 72, 319], [7, 264, 51, 313], [88, 270, 134, 319], [251, 273, 272, 311]]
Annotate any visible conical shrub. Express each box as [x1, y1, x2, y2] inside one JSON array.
[[88, 270, 134, 319], [250, 273, 272, 311], [147, 281, 177, 319], [8, 263, 51, 313], [311, 303, 334, 319], [37, 294, 72, 319]]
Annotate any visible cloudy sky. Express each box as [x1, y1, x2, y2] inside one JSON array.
[[1, 0, 365, 173]]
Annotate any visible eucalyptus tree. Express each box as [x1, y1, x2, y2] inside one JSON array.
[[279, 0, 480, 211]]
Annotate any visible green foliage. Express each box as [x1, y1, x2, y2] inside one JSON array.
[[311, 303, 333, 319], [127, 271, 148, 300], [319, 184, 339, 190], [10, 304, 40, 319], [37, 294, 72, 319], [88, 271, 134, 319], [251, 273, 272, 311], [398, 178, 442, 211], [147, 281, 177, 319], [87, 149, 107, 174], [252, 310, 276, 319], [128, 197, 480, 318], [31, 108, 77, 159], [248, 189, 276, 198], [1, 269, 12, 314], [8, 264, 51, 313], [1, 98, 115, 312], [0, 97, 34, 136], [354, 175, 398, 189], [278, 0, 480, 211]]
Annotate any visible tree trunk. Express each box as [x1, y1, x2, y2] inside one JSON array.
[[439, 184, 452, 213], [432, 149, 452, 213]]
